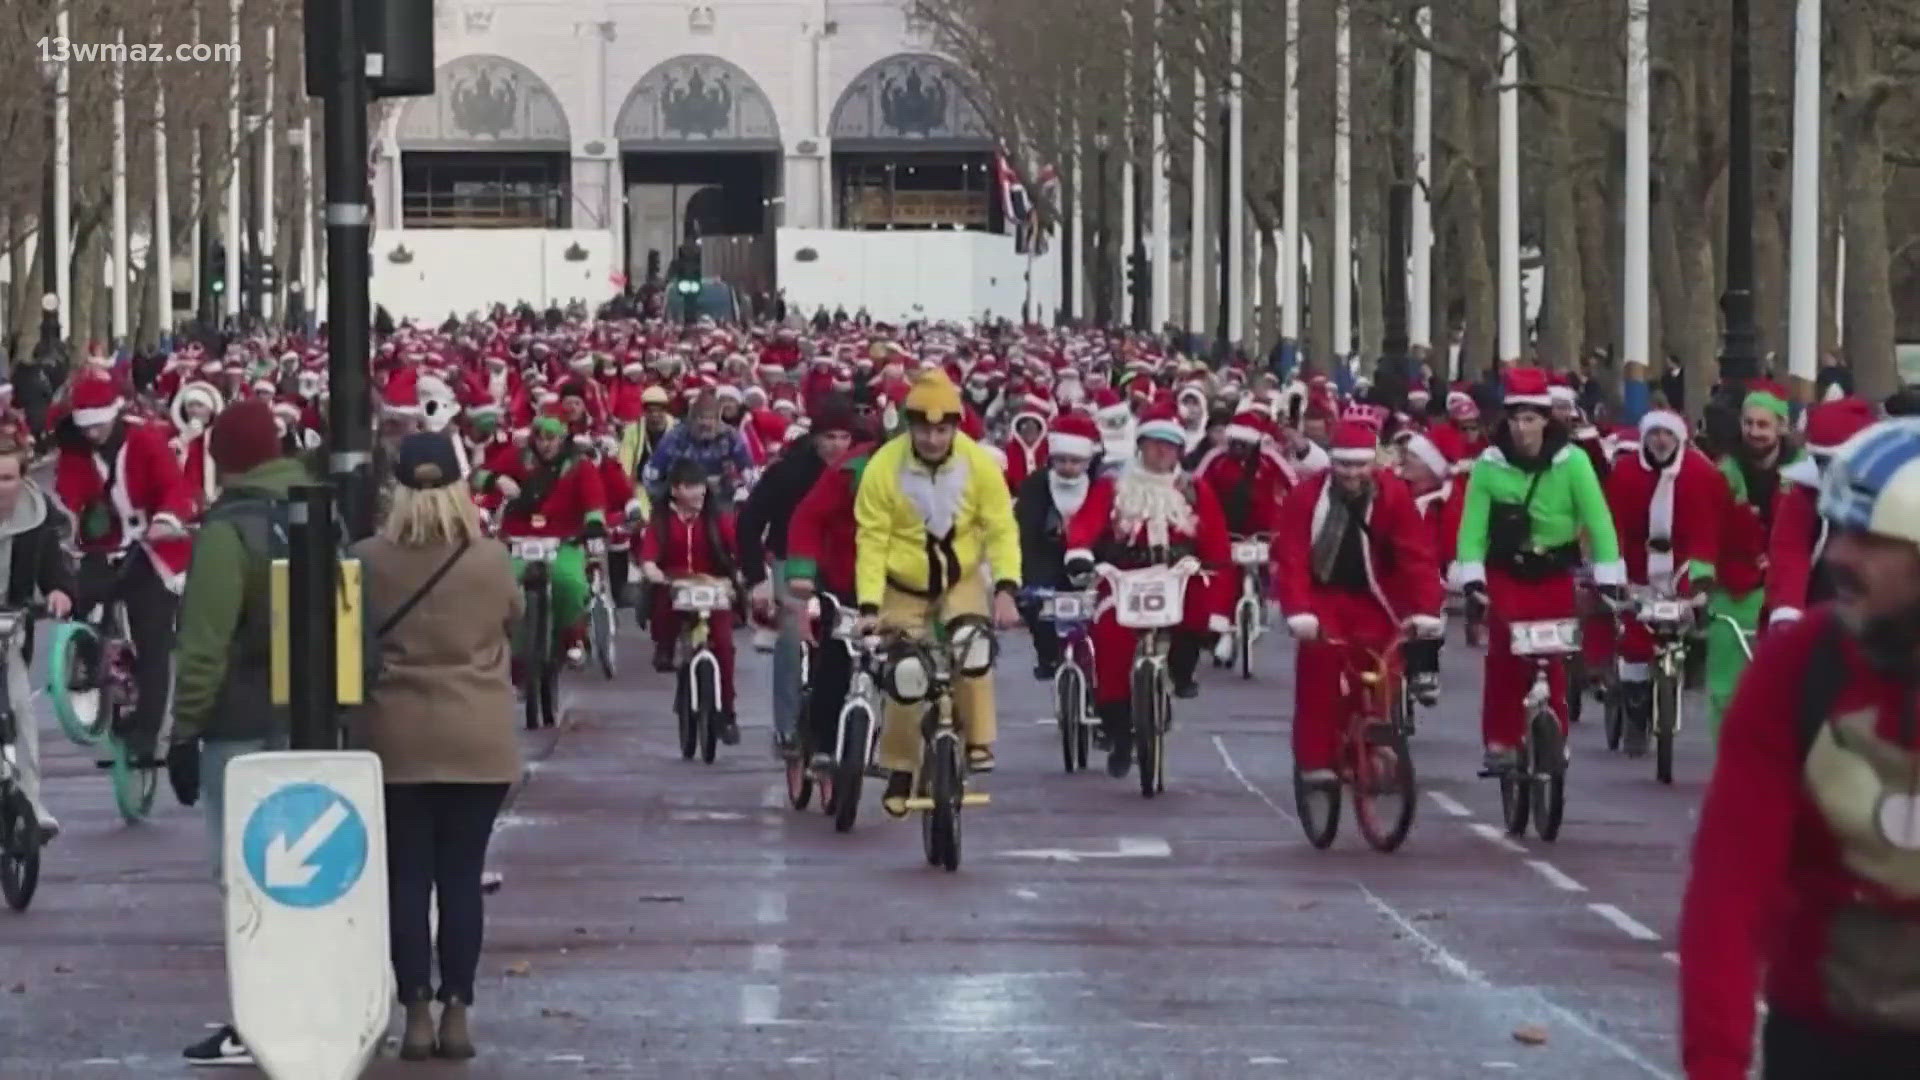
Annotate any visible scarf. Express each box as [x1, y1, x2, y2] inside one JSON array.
[[1310, 479, 1373, 585], [1049, 471, 1090, 521], [1643, 445, 1681, 585]]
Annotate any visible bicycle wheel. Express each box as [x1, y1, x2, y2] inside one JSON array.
[[1292, 761, 1341, 849], [46, 622, 108, 747], [922, 738, 961, 872], [1351, 722, 1416, 853], [592, 595, 616, 680], [1130, 663, 1160, 799], [1499, 762, 1532, 837], [538, 658, 561, 728], [1055, 667, 1082, 774], [1603, 681, 1625, 752], [1566, 655, 1587, 725], [786, 692, 813, 810], [1529, 708, 1566, 842], [697, 663, 721, 764], [832, 703, 872, 834], [0, 789, 40, 911], [520, 587, 548, 731], [109, 730, 157, 825], [1237, 601, 1255, 680], [675, 668, 697, 760], [1653, 673, 1679, 785]]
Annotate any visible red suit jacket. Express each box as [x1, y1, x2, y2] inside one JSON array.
[[1603, 445, 1723, 590], [53, 422, 195, 590], [1272, 469, 1442, 625]]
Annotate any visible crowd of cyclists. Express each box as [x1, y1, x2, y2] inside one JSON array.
[[10, 299, 1920, 1075]]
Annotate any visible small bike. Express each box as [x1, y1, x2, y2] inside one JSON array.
[[1295, 636, 1418, 853], [1605, 587, 1704, 783], [824, 603, 887, 833], [1, 605, 50, 910], [586, 538, 618, 680], [878, 615, 995, 871], [1098, 557, 1200, 798], [1482, 616, 1578, 842], [1026, 587, 1099, 773], [1224, 534, 1272, 680], [670, 576, 732, 764], [48, 552, 154, 824], [509, 535, 563, 730]]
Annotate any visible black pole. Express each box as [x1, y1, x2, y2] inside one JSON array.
[[324, 0, 375, 541], [1711, 0, 1758, 450], [287, 483, 339, 751], [245, 109, 264, 326], [1130, 156, 1148, 332], [1216, 101, 1231, 358], [39, 77, 60, 358], [1381, 34, 1413, 398]]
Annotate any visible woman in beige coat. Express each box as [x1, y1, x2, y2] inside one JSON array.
[[352, 432, 522, 1062]]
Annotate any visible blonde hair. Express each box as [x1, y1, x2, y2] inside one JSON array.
[[379, 481, 482, 546]]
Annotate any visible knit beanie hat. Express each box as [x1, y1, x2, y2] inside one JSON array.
[[209, 399, 283, 477]]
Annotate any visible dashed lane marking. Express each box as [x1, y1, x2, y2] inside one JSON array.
[[757, 890, 787, 926], [1589, 902, 1662, 941], [750, 943, 784, 974], [1211, 735, 1297, 823], [739, 983, 781, 1025], [1467, 822, 1528, 854], [1524, 859, 1588, 892], [1427, 790, 1474, 818]]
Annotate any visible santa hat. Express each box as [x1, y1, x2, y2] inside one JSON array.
[[1446, 388, 1479, 421], [1092, 388, 1131, 425], [1424, 423, 1470, 472], [1135, 400, 1186, 447], [70, 376, 122, 427], [1503, 367, 1552, 409], [1225, 409, 1271, 444], [1329, 420, 1379, 465], [1804, 396, 1878, 457], [169, 380, 225, 432], [1638, 408, 1688, 445], [1342, 402, 1388, 433], [1407, 384, 1432, 407], [1547, 372, 1578, 407], [1400, 429, 1451, 478], [417, 374, 460, 432], [1013, 393, 1054, 425], [1047, 412, 1101, 460]]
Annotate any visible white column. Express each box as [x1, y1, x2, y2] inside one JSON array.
[[1070, 110, 1086, 320], [1149, 0, 1172, 331], [300, 115, 317, 309], [225, 0, 242, 319], [1410, 6, 1434, 350], [1333, 0, 1352, 363], [154, 59, 174, 337], [111, 32, 130, 343], [53, 6, 72, 337], [1497, 0, 1522, 363], [813, 2, 833, 228], [260, 27, 276, 322], [1623, 0, 1650, 376], [1835, 224, 1846, 339], [1786, 0, 1821, 387], [1280, 0, 1300, 342], [1189, 69, 1207, 334], [1227, 0, 1246, 344], [1120, 8, 1136, 322]]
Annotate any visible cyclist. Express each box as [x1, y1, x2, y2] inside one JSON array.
[[1454, 367, 1622, 773], [851, 370, 1022, 816], [1600, 408, 1722, 753], [1396, 424, 1467, 704], [738, 394, 862, 755], [0, 437, 75, 837], [639, 457, 744, 745], [622, 384, 677, 482], [1275, 418, 1442, 785], [1002, 397, 1053, 493], [1063, 401, 1232, 777], [1765, 397, 1877, 630], [642, 390, 756, 511], [1013, 412, 1102, 680], [1680, 418, 1920, 1079], [475, 405, 608, 668], [594, 432, 642, 606], [52, 374, 194, 770]]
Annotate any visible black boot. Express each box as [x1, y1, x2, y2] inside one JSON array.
[[719, 709, 741, 746], [1098, 703, 1133, 778], [1168, 631, 1204, 698], [1621, 681, 1652, 757]]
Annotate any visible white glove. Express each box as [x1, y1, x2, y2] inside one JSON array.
[[495, 477, 522, 499], [1286, 614, 1320, 641], [1208, 613, 1232, 635], [1405, 614, 1445, 639], [641, 562, 666, 584]]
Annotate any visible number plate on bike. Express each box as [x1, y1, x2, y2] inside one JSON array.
[[1042, 592, 1095, 622], [673, 582, 729, 612], [515, 538, 559, 563], [1112, 569, 1187, 630], [1641, 599, 1687, 623], [1509, 618, 1580, 656], [1232, 540, 1268, 566]]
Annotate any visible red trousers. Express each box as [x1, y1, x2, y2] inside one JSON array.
[[649, 591, 737, 710], [1089, 576, 1215, 708], [1481, 568, 1577, 749], [1292, 591, 1400, 772]]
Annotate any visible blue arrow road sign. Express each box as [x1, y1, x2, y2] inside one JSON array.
[[241, 782, 369, 908]]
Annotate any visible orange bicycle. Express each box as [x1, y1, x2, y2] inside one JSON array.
[[1294, 638, 1418, 853]]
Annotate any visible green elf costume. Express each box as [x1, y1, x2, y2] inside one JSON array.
[[1705, 380, 1799, 735]]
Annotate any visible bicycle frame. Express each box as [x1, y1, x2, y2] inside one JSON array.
[[1325, 639, 1400, 726]]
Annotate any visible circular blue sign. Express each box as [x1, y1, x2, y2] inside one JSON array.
[[241, 782, 369, 909]]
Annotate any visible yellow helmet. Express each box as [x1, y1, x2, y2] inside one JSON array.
[[902, 370, 963, 425], [641, 385, 671, 407]]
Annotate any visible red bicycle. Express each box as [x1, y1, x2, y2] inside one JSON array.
[[1294, 638, 1418, 853]]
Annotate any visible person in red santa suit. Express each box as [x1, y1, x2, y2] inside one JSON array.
[[53, 374, 195, 767], [1063, 402, 1234, 777], [1013, 412, 1102, 680], [1395, 424, 1467, 704], [1444, 387, 1488, 458], [1602, 408, 1723, 755], [1002, 394, 1053, 493], [1274, 420, 1444, 785], [1194, 408, 1301, 539], [1764, 396, 1878, 632], [168, 380, 225, 512], [1550, 375, 1611, 480]]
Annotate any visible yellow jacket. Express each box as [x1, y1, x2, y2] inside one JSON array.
[[853, 432, 1021, 608]]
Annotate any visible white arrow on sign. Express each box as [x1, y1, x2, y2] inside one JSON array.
[[263, 800, 349, 889], [999, 837, 1172, 863]]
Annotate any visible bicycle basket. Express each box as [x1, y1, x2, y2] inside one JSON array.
[[1508, 618, 1581, 657], [1111, 566, 1189, 630]]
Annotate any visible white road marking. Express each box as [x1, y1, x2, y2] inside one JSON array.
[[750, 943, 784, 975], [1013, 888, 1040, 900], [739, 983, 781, 1025], [1360, 885, 1676, 1079], [1211, 735, 1297, 823], [1248, 1056, 1289, 1065], [1427, 790, 1474, 818], [1468, 822, 1528, 854], [545, 1055, 587, 1064], [1524, 859, 1588, 892], [1481, 1063, 1519, 1070], [669, 810, 746, 822], [1000, 837, 1171, 862], [1662, 951, 1679, 965], [1589, 903, 1662, 941], [757, 891, 787, 926], [760, 784, 786, 809]]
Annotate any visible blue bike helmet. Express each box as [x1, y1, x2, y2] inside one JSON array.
[[1817, 418, 1920, 541]]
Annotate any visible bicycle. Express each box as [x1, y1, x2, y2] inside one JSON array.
[[878, 614, 996, 871], [785, 595, 846, 814], [1025, 587, 1099, 773], [1605, 587, 1704, 783], [1224, 534, 1272, 680], [1097, 557, 1201, 798], [825, 610, 886, 834], [585, 537, 618, 680], [1294, 636, 1418, 853], [1480, 616, 1577, 842], [508, 535, 563, 731], [669, 576, 732, 764], [47, 552, 155, 824], [1, 605, 51, 911]]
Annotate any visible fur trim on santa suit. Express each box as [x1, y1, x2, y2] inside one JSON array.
[[52, 408, 196, 592], [1606, 410, 1717, 593]]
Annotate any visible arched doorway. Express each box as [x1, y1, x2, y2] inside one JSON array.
[[829, 54, 996, 232], [395, 54, 572, 228], [615, 55, 782, 290]]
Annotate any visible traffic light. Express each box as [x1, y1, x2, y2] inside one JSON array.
[[673, 241, 702, 295], [260, 257, 280, 293], [1126, 251, 1147, 299], [208, 241, 227, 296], [645, 249, 662, 281]]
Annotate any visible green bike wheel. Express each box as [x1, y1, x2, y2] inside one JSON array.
[[46, 622, 108, 747], [109, 733, 157, 824]]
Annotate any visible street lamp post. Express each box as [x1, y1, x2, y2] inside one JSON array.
[[37, 54, 60, 358], [1712, 0, 1759, 449], [1095, 125, 1111, 328]]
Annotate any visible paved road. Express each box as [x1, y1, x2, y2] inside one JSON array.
[[4, 611, 1708, 1078]]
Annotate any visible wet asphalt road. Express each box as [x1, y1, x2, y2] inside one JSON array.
[[3, 609, 1707, 1079]]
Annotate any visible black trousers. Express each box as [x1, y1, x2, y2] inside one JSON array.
[[385, 782, 509, 1004], [78, 550, 177, 758], [1020, 601, 1062, 670], [1763, 1010, 1920, 1079], [806, 638, 855, 753], [1402, 638, 1441, 678]]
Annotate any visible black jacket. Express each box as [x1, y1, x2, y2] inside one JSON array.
[[1014, 470, 1077, 589], [4, 485, 78, 661], [736, 441, 829, 587]]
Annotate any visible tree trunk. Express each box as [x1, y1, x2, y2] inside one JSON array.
[[1833, 11, 1897, 398], [1356, 206, 1383, 372], [1577, 172, 1614, 362], [1752, 162, 1787, 372], [1537, 95, 1585, 371], [1448, 67, 1494, 381], [1258, 225, 1278, 357]]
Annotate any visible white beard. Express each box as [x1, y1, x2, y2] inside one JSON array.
[[1112, 463, 1196, 549], [1050, 471, 1090, 519]]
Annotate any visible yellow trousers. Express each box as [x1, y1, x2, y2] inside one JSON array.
[[875, 577, 997, 773]]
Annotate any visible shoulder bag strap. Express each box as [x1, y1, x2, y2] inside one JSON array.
[[376, 540, 470, 638]]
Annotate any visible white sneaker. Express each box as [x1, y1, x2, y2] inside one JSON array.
[[752, 626, 777, 653], [1213, 635, 1236, 663], [565, 644, 586, 669], [1298, 768, 1339, 786], [32, 808, 58, 843]]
